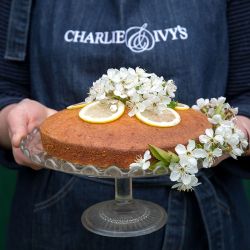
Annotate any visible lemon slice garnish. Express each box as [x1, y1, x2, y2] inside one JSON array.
[[67, 102, 89, 110], [79, 101, 125, 124], [174, 103, 189, 111], [136, 108, 181, 127]]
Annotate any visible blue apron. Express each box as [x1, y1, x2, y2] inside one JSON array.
[[5, 0, 250, 249]]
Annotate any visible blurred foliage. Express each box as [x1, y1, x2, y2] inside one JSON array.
[[0, 167, 16, 250]]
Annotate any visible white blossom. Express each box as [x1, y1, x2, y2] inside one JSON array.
[[202, 147, 223, 168], [208, 114, 224, 125], [175, 140, 206, 168], [230, 147, 244, 159], [172, 175, 201, 191], [129, 150, 151, 170], [199, 128, 224, 147], [210, 96, 226, 106], [192, 98, 209, 111], [169, 158, 198, 185]]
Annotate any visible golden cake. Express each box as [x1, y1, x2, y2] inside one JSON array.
[[40, 108, 211, 169]]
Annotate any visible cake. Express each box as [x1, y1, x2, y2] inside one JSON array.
[[32, 67, 249, 191], [40, 108, 211, 169]]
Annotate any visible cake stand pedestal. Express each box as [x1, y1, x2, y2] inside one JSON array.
[[20, 128, 168, 237], [81, 177, 167, 237]]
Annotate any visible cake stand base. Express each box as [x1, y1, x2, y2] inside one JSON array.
[[81, 199, 167, 237], [81, 178, 167, 237]]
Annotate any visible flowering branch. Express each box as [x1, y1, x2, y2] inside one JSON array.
[[129, 97, 249, 191]]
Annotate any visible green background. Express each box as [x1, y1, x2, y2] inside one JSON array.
[[0, 167, 250, 250]]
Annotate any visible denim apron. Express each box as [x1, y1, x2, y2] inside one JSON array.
[[6, 0, 250, 250]]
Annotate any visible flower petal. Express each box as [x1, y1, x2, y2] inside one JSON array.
[[181, 174, 192, 185], [187, 140, 196, 151], [202, 158, 211, 168], [232, 148, 243, 156], [186, 165, 198, 174], [214, 135, 224, 144], [187, 157, 197, 167], [205, 128, 214, 138], [199, 135, 209, 144], [193, 149, 207, 158], [213, 148, 222, 157], [170, 171, 181, 181], [142, 161, 151, 170], [143, 150, 151, 161], [175, 144, 187, 155]]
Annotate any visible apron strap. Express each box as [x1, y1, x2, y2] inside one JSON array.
[[4, 0, 32, 61], [194, 174, 225, 250], [162, 190, 187, 250]]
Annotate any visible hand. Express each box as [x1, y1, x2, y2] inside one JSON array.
[[6, 99, 57, 170], [213, 154, 230, 167]]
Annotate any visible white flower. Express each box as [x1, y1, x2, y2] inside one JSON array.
[[210, 96, 226, 106], [129, 150, 151, 170], [90, 79, 107, 101], [235, 128, 248, 149], [175, 140, 206, 168], [192, 98, 209, 111], [231, 107, 238, 116], [215, 123, 232, 138], [172, 175, 200, 191], [165, 80, 177, 98], [119, 67, 129, 80], [107, 68, 121, 83], [230, 147, 244, 159], [208, 114, 224, 125], [202, 146, 222, 168], [169, 159, 198, 185], [135, 67, 151, 78], [199, 128, 224, 147], [226, 133, 240, 147], [114, 83, 127, 99]]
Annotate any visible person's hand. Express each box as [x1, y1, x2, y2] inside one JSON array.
[[6, 99, 57, 170], [213, 154, 230, 167]]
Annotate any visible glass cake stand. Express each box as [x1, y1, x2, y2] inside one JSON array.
[[20, 128, 168, 237]]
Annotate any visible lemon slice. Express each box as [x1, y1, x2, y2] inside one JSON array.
[[79, 101, 125, 124], [174, 103, 189, 111], [136, 108, 181, 127], [67, 102, 89, 110]]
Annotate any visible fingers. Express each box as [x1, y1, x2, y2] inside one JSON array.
[[5, 99, 57, 170], [7, 99, 57, 148], [13, 147, 42, 170], [213, 154, 230, 167], [7, 106, 29, 148]]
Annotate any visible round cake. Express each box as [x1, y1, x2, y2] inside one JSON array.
[[40, 108, 211, 169]]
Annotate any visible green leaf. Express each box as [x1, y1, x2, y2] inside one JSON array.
[[149, 161, 167, 170], [169, 153, 180, 163], [149, 144, 179, 164], [167, 101, 178, 109]]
